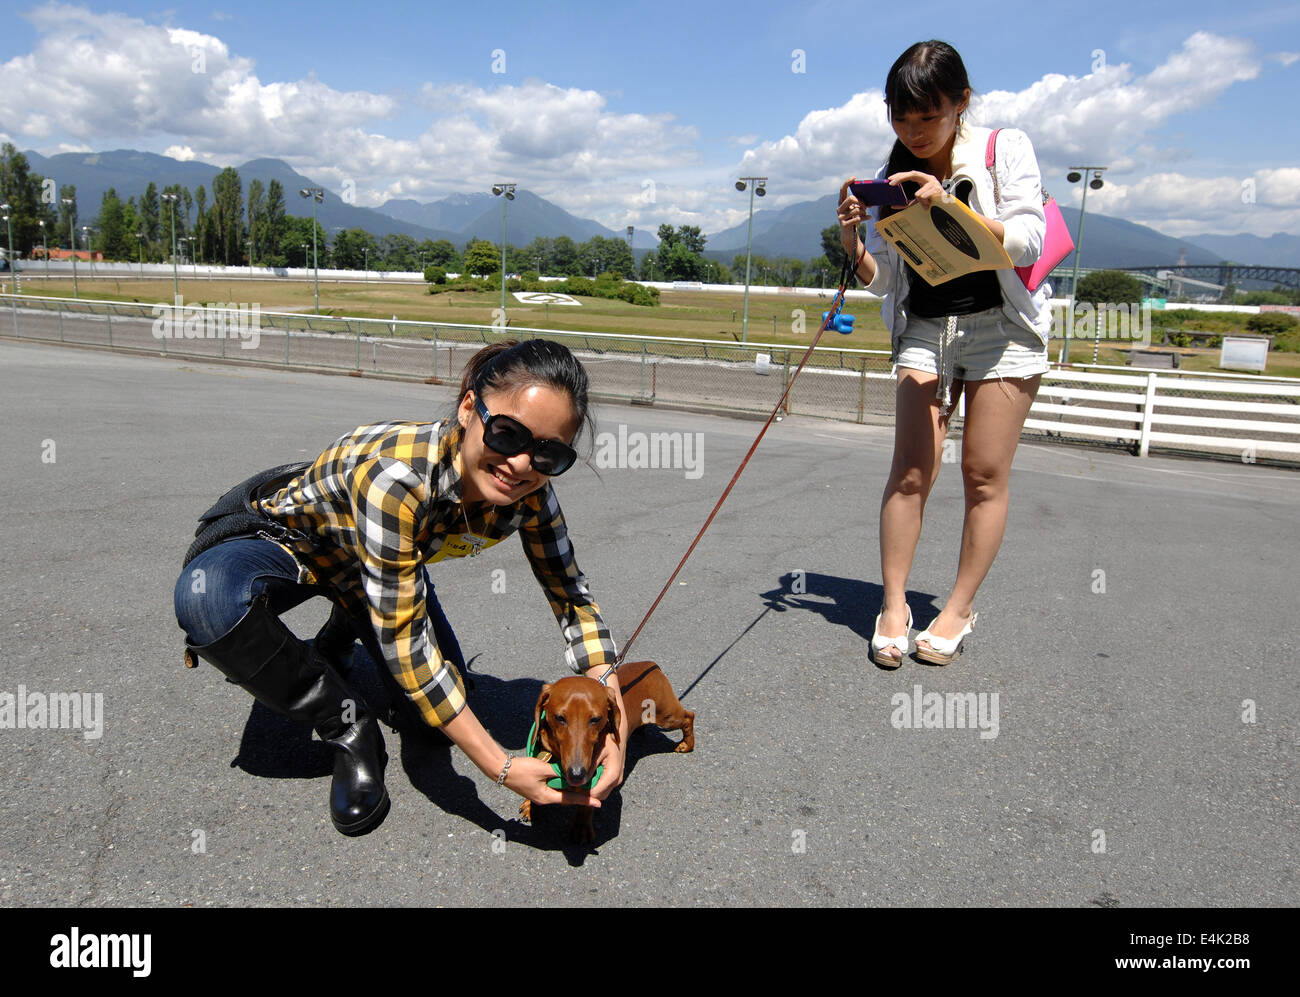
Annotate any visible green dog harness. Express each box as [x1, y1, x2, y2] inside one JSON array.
[[526, 712, 604, 792]]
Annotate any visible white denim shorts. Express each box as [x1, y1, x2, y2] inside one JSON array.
[[897, 307, 1049, 381]]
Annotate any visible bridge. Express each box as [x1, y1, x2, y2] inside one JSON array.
[[1044, 264, 1299, 297], [1127, 264, 1300, 293]]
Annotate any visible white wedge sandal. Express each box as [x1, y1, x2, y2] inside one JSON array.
[[914, 612, 977, 666], [870, 607, 913, 668]]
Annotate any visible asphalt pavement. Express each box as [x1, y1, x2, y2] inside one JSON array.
[[0, 338, 1295, 907]]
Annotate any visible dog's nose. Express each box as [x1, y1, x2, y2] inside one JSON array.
[[566, 764, 588, 787]]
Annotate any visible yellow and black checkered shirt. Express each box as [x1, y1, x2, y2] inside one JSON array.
[[255, 420, 616, 727]]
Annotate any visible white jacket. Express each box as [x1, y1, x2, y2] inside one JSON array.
[[862, 123, 1053, 356]]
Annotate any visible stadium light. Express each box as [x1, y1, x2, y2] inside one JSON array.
[[61, 196, 78, 298], [736, 177, 768, 343], [299, 187, 324, 313], [492, 182, 517, 315], [161, 192, 180, 299], [1063, 166, 1108, 364]]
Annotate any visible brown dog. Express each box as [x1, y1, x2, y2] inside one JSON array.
[[519, 660, 694, 842]]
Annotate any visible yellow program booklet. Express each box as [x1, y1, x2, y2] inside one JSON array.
[[873, 196, 1013, 286]]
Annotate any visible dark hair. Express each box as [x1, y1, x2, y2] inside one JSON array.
[[882, 40, 973, 210], [453, 339, 595, 453], [884, 40, 971, 121]]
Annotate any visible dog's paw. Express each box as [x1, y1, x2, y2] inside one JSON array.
[[518, 799, 533, 823]]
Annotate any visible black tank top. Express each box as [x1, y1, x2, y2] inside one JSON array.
[[904, 181, 1003, 318]]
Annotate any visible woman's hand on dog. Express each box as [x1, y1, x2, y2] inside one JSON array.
[[589, 672, 629, 801], [505, 755, 602, 808]]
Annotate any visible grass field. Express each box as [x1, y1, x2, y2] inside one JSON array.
[[11, 275, 1299, 377]]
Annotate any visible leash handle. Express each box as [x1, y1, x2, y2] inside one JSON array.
[[613, 252, 859, 668]]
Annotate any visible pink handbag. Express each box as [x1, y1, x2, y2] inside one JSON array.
[[987, 129, 1074, 293]]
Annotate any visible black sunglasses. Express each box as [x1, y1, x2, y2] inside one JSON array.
[[473, 396, 577, 476]]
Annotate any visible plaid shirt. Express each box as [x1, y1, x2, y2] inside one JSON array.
[[255, 420, 617, 727]]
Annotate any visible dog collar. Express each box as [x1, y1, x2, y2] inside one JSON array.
[[525, 712, 604, 792]]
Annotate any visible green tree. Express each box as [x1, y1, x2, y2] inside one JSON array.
[[140, 182, 160, 246], [210, 167, 244, 265], [422, 238, 459, 269], [262, 180, 286, 264], [282, 215, 327, 268], [551, 235, 578, 275], [821, 225, 847, 273], [0, 143, 58, 259], [333, 227, 379, 270], [522, 236, 553, 274], [805, 254, 833, 287], [1075, 269, 1143, 307], [577, 235, 633, 278], [193, 186, 208, 263], [677, 225, 705, 255], [247, 179, 264, 263], [379, 232, 417, 271], [653, 224, 707, 281], [463, 239, 500, 277], [95, 188, 133, 260]]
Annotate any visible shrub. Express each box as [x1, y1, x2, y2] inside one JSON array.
[[1245, 312, 1298, 337], [423, 265, 447, 285]]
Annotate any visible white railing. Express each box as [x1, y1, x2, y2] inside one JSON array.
[[1025, 367, 1300, 459]]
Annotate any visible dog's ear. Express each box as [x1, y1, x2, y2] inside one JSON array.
[[604, 686, 622, 745], [534, 684, 553, 753]]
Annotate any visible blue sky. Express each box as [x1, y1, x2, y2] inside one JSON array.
[[1, 0, 1297, 238]]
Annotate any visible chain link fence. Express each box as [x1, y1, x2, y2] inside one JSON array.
[[5, 293, 1298, 461], [2, 294, 897, 424]]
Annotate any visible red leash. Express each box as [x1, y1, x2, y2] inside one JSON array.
[[608, 268, 856, 673]]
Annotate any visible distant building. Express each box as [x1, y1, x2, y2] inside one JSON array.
[[30, 247, 104, 262]]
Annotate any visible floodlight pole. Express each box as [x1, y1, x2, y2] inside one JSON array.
[[300, 188, 324, 314], [736, 177, 767, 344], [1062, 166, 1107, 365], [492, 183, 516, 316]]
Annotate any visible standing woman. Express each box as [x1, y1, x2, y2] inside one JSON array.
[[837, 40, 1052, 667], [174, 339, 627, 833]]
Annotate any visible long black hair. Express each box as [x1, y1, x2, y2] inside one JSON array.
[[452, 339, 595, 453], [882, 40, 973, 209]]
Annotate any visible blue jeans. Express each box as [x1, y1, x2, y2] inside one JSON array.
[[173, 537, 465, 674]]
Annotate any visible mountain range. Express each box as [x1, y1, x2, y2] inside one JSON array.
[[21, 148, 1300, 270]]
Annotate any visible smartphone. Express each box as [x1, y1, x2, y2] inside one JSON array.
[[849, 179, 909, 207]]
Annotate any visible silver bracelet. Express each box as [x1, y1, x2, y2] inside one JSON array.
[[496, 753, 514, 787]]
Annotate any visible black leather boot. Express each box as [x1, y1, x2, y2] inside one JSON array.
[[188, 596, 390, 836], [313, 601, 358, 674]]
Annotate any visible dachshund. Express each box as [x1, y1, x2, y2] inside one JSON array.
[[519, 660, 694, 842]]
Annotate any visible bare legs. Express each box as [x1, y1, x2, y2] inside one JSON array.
[[877, 369, 1040, 661]]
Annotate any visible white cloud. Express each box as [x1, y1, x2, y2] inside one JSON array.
[[734, 32, 1264, 221], [1069, 169, 1300, 237], [0, 13, 1283, 240], [1, 3, 395, 165]]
